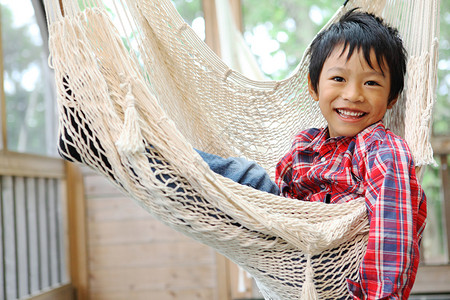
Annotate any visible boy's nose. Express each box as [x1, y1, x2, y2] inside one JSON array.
[[342, 83, 364, 102]]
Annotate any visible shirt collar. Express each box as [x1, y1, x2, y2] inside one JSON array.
[[306, 121, 384, 152]]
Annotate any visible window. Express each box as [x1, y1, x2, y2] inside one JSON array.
[[1, 0, 58, 156]]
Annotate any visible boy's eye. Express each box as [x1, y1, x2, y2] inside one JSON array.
[[365, 81, 380, 86], [332, 76, 345, 82]]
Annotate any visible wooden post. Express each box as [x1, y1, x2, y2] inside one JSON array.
[[65, 162, 89, 300], [229, 0, 243, 31], [215, 253, 231, 300], [203, 0, 221, 56], [439, 154, 450, 263]]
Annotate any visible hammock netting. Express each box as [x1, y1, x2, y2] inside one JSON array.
[[43, 0, 439, 299]]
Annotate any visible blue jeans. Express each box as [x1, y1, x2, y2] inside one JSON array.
[[196, 150, 280, 195]]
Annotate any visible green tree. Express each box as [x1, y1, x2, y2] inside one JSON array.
[[434, 0, 450, 135], [172, 0, 203, 26], [1, 3, 56, 155], [241, 0, 341, 79]]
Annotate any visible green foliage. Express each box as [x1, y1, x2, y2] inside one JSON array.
[[1, 3, 52, 155], [172, 0, 203, 24], [434, 0, 450, 135], [241, 0, 341, 79]]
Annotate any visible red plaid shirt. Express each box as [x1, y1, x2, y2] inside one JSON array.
[[275, 121, 427, 299]]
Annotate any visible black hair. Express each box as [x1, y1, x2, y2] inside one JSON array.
[[308, 9, 407, 103]]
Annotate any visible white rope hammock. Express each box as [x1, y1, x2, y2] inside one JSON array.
[[43, 0, 439, 299]]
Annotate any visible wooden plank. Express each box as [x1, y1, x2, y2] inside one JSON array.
[[0, 152, 64, 178], [15, 177, 30, 298], [65, 162, 89, 300], [89, 265, 216, 292], [411, 265, 450, 294], [84, 174, 123, 198], [47, 179, 59, 287], [37, 177, 50, 290], [90, 288, 215, 300], [26, 178, 41, 295], [2, 176, 17, 299], [87, 196, 152, 221], [89, 242, 214, 269], [56, 180, 68, 285], [24, 283, 74, 300], [87, 218, 193, 245]]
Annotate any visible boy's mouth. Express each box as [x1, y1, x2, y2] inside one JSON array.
[[335, 108, 367, 119]]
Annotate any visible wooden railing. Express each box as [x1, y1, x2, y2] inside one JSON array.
[[0, 152, 72, 300]]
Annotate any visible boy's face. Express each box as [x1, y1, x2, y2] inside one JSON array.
[[308, 45, 397, 138]]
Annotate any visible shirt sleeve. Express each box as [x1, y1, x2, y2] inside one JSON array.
[[347, 140, 427, 299], [275, 147, 296, 198]]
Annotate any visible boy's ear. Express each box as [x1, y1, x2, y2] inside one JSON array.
[[307, 74, 319, 101], [387, 96, 399, 109]]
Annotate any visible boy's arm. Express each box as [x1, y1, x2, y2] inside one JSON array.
[[196, 149, 280, 195], [347, 141, 427, 299]]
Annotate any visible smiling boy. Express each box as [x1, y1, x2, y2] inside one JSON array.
[[309, 45, 396, 138], [198, 9, 427, 299]]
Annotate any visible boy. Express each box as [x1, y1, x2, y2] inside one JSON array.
[[198, 10, 427, 299]]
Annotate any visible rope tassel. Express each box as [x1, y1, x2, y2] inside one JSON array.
[[116, 80, 145, 154], [301, 254, 318, 300]]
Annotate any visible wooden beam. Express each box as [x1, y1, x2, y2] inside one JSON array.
[[412, 264, 450, 294], [431, 136, 450, 155], [65, 162, 90, 300], [203, 0, 221, 56], [0, 152, 64, 178], [25, 284, 74, 300]]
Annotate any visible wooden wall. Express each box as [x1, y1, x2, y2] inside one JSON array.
[[80, 167, 222, 300]]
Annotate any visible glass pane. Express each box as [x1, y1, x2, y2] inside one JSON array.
[[1, 0, 58, 156], [241, 0, 341, 80], [172, 0, 205, 40], [434, 0, 450, 135], [421, 158, 447, 264]]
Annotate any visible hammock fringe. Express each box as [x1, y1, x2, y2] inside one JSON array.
[[301, 254, 319, 300], [116, 77, 146, 154]]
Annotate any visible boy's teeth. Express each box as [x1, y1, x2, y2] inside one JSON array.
[[337, 109, 364, 117]]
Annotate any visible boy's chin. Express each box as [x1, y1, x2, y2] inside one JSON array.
[[328, 125, 366, 138]]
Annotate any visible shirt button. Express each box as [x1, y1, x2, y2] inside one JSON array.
[[321, 157, 326, 162]]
